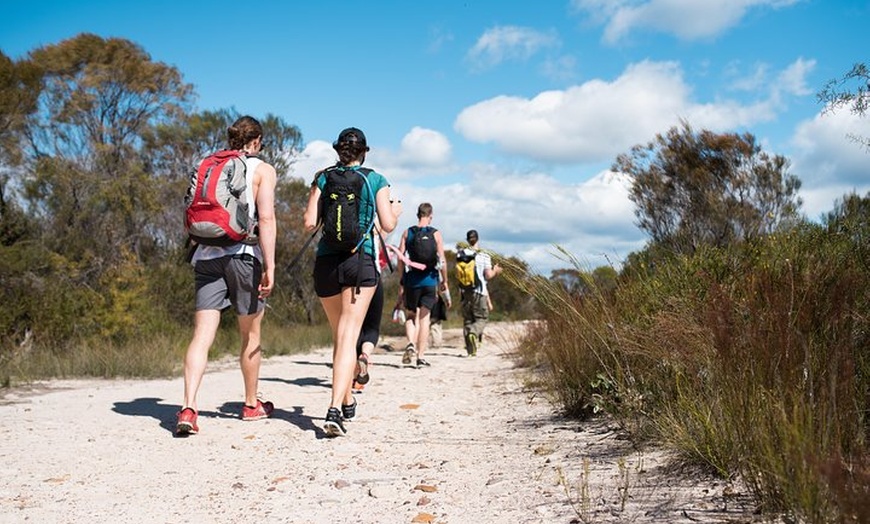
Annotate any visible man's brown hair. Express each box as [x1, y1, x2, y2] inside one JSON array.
[[417, 203, 433, 218]]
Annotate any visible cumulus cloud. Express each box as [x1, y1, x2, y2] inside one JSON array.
[[572, 0, 800, 43], [287, 127, 453, 184], [397, 127, 452, 167], [790, 108, 870, 217], [466, 25, 560, 71], [286, 140, 335, 182], [455, 60, 786, 164], [388, 165, 644, 273]]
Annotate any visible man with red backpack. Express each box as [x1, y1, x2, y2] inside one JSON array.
[[175, 115, 277, 436], [395, 203, 448, 368]]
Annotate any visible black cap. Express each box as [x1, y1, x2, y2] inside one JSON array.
[[334, 127, 369, 151], [466, 229, 478, 242]]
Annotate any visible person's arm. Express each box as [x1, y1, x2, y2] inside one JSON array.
[[375, 186, 401, 234], [303, 175, 321, 232], [395, 229, 408, 306], [483, 254, 502, 281], [254, 162, 278, 298], [395, 228, 408, 275], [435, 230, 448, 292]]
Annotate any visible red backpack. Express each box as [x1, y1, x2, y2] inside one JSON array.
[[185, 150, 258, 246]]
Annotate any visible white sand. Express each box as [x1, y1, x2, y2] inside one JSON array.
[[0, 323, 754, 523]]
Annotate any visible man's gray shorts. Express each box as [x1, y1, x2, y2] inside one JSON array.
[[194, 254, 264, 315]]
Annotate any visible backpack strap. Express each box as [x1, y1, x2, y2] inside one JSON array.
[[350, 167, 378, 254], [351, 167, 378, 295]]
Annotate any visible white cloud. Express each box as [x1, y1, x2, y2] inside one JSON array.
[[396, 127, 452, 167], [727, 61, 770, 92], [455, 60, 785, 164], [790, 108, 870, 217], [572, 0, 801, 43], [466, 26, 560, 71], [726, 57, 815, 103], [387, 166, 644, 274], [286, 140, 335, 182], [776, 57, 815, 97], [288, 127, 454, 184], [540, 55, 579, 82]]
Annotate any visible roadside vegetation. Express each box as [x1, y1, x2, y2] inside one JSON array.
[[1, 33, 867, 522], [509, 111, 869, 522]]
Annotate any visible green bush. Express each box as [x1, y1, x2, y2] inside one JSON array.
[[517, 224, 869, 522]]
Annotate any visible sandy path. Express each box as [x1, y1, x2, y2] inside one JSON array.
[[0, 323, 753, 524]]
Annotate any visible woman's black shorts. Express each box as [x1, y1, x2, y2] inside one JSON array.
[[313, 252, 379, 297]]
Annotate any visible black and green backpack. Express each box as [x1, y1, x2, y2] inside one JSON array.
[[318, 166, 375, 253]]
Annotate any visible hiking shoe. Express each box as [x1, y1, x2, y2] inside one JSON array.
[[466, 333, 479, 357], [416, 358, 431, 368], [241, 399, 274, 421], [356, 354, 370, 385], [323, 407, 346, 437], [402, 344, 416, 365], [175, 407, 199, 435], [352, 380, 365, 392], [341, 399, 357, 420]]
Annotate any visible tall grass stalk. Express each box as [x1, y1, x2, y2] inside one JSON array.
[[513, 229, 869, 522]]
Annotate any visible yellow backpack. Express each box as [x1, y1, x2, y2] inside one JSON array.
[[455, 249, 479, 290]]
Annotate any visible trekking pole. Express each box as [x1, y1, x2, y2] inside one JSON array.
[[284, 224, 322, 273]]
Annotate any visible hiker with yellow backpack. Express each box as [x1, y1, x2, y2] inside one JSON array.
[[455, 229, 502, 357]]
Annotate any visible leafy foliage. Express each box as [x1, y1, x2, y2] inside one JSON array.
[[614, 120, 802, 256], [0, 34, 317, 374]]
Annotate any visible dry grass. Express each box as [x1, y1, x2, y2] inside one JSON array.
[[505, 229, 870, 523]]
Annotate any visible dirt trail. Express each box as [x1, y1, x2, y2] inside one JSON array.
[[0, 323, 753, 523]]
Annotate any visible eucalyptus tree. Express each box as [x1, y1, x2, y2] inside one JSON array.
[[614, 121, 803, 255], [0, 51, 40, 245], [19, 33, 193, 266]]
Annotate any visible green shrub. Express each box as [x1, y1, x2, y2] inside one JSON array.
[[516, 224, 869, 522]]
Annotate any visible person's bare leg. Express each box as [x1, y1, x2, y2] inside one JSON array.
[[237, 310, 264, 407], [415, 306, 432, 360], [361, 341, 375, 359], [403, 312, 417, 347], [182, 309, 221, 410], [333, 287, 375, 408]]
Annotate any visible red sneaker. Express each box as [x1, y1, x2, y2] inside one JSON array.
[[241, 399, 274, 421], [176, 407, 199, 435]]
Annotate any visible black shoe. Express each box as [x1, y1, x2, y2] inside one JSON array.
[[402, 344, 416, 365], [324, 407, 346, 437], [416, 358, 431, 367], [341, 399, 357, 420]]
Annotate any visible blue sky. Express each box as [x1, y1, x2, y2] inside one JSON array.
[[3, 0, 868, 273]]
